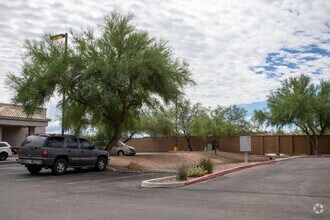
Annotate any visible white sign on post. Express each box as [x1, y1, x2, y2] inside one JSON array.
[[240, 136, 251, 152], [240, 136, 251, 163]]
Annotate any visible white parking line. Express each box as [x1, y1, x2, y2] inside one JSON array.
[[15, 178, 37, 182], [0, 164, 19, 168], [66, 180, 91, 185], [0, 172, 27, 176]]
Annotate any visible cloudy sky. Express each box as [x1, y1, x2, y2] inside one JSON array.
[[0, 0, 329, 133]]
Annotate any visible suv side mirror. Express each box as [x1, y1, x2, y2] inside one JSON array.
[[88, 145, 95, 150]]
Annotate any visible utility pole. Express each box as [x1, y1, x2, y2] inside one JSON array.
[[175, 96, 178, 149], [50, 33, 68, 135]]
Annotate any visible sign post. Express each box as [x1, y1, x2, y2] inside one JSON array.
[[240, 136, 251, 163]]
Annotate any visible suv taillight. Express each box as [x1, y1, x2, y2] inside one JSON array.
[[42, 149, 48, 158]]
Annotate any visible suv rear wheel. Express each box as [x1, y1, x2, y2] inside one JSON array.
[[52, 159, 68, 175], [27, 165, 42, 174], [95, 157, 107, 171], [0, 152, 8, 161]]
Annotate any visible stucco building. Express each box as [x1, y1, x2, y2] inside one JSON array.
[[0, 103, 50, 150]]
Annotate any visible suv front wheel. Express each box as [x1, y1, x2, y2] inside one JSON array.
[[52, 159, 68, 175], [95, 157, 107, 171]]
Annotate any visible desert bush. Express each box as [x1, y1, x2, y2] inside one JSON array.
[[198, 157, 214, 174], [176, 164, 188, 181], [125, 161, 144, 172], [187, 167, 208, 177]]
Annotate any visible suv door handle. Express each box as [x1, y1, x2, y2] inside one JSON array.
[[68, 150, 71, 153], [81, 151, 84, 153]]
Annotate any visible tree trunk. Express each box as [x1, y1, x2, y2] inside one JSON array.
[[104, 122, 124, 152], [211, 140, 218, 155], [309, 135, 319, 155], [123, 133, 135, 143], [185, 136, 193, 151]]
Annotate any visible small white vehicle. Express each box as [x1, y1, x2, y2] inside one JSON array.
[[0, 142, 13, 161], [110, 141, 136, 156], [93, 141, 136, 156]]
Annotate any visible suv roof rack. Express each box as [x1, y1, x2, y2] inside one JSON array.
[[34, 133, 76, 137]]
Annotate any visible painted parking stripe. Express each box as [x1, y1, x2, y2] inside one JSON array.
[[0, 172, 27, 176], [66, 180, 91, 185]]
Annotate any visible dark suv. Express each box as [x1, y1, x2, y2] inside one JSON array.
[[17, 134, 109, 175]]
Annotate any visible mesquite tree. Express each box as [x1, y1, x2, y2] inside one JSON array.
[[7, 11, 194, 151]]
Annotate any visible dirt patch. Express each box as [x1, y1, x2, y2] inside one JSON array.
[[109, 151, 273, 172]]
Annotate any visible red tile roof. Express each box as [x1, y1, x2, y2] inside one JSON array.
[[0, 104, 50, 121]]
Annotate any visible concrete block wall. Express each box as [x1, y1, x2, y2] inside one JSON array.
[[125, 135, 330, 155], [126, 137, 207, 152]]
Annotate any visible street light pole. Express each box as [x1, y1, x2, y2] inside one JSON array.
[[62, 33, 68, 135], [50, 33, 68, 135], [175, 96, 178, 148]]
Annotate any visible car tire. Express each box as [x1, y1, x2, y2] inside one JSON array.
[[95, 157, 107, 171], [27, 165, 42, 174], [52, 159, 68, 175], [0, 152, 8, 161], [117, 151, 124, 156]]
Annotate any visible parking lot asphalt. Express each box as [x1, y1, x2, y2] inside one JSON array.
[[0, 157, 329, 220]]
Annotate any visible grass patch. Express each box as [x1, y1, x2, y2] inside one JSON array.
[[187, 167, 208, 177], [198, 157, 214, 174], [176, 164, 188, 181]]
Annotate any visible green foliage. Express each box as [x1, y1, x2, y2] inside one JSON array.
[[142, 109, 176, 137], [191, 111, 241, 140], [197, 157, 214, 174], [177, 158, 213, 180], [253, 74, 330, 153], [214, 105, 251, 134], [187, 166, 208, 177], [7, 11, 194, 150], [142, 100, 248, 151], [175, 100, 208, 151], [176, 164, 188, 181]]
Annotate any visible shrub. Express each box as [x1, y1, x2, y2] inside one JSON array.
[[187, 167, 208, 177], [198, 157, 214, 174], [125, 161, 144, 172], [176, 164, 188, 181]]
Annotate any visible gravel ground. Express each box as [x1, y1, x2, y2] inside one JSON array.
[[109, 151, 274, 172]]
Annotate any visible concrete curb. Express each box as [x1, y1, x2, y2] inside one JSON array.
[[147, 169, 177, 174], [274, 156, 304, 161], [141, 159, 288, 188], [141, 176, 185, 188], [185, 160, 276, 186], [185, 156, 305, 186]]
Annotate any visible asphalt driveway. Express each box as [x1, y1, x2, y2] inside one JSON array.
[[0, 157, 329, 220], [182, 156, 329, 219]]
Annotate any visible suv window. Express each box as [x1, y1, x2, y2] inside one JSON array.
[[46, 137, 64, 148], [80, 138, 92, 149], [67, 137, 78, 149], [0, 143, 7, 147], [21, 136, 47, 147]]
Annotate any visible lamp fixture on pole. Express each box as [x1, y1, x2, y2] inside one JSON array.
[[50, 33, 68, 135]]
